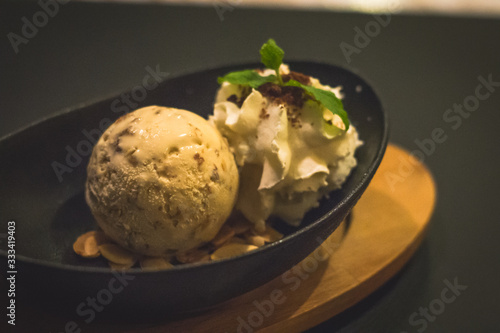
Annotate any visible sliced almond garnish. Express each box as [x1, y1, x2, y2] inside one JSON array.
[[73, 233, 89, 257], [176, 248, 211, 264], [211, 243, 258, 261], [73, 231, 99, 258], [83, 235, 100, 258], [245, 234, 266, 247], [98, 244, 137, 265], [257, 225, 284, 243], [140, 257, 173, 271], [73, 230, 110, 258], [108, 261, 134, 271], [211, 224, 236, 247]]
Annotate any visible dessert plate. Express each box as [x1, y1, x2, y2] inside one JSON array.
[[0, 62, 388, 313]]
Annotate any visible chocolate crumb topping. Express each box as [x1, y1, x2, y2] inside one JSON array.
[[112, 138, 122, 153], [117, 127, 134, 137], [259, 108, 270, 120], [210, 165, 220, 182], [194, 153, 204, 166], [282, 71, 311, 85], [227, 94, 245, 108], [227, 86, 252, 107], [258, 82, 305, 108], [287, 109, 303, 129]]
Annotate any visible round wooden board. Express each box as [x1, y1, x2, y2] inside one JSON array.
[[127, 144, 437, 333]]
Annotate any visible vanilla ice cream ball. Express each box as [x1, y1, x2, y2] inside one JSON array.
[[85, 106, 239, 256]]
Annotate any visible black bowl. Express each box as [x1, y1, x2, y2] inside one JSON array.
[[0, 62, 388, 315]]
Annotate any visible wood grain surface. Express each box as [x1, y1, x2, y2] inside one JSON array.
[[126, 144, 436, 332]]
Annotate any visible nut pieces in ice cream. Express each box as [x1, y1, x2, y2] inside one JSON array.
[[85, 106, 239, 256]]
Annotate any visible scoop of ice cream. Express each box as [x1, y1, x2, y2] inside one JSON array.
[[210, 64, 362, 230], [85, 106, 239, 256]]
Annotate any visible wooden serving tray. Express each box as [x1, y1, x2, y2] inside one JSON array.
[[127, 144, 436, 332]]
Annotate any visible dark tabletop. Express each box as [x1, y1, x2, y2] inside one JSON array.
[[1, 1, 499, 332]]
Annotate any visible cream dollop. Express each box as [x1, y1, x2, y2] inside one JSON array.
[[210, 65, 362, 230]]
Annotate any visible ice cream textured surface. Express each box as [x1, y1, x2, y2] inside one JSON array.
[[210, 64, 362, 230], [85, 106, 239, 256]]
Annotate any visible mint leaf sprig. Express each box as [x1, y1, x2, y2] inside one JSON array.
[[260, 39, 284, 85], [218, 38, 350, 130], [217, 70, 275, 89]]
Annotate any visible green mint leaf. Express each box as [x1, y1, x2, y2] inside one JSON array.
[[286, 80, 350, 130], [218, 70, 276, 89], [260, 39, 284, 85], [304, 86, 349, 130], [216, 39, 351, 132]]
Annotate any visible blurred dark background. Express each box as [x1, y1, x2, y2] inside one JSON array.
[[1, 1, 499, 332]]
